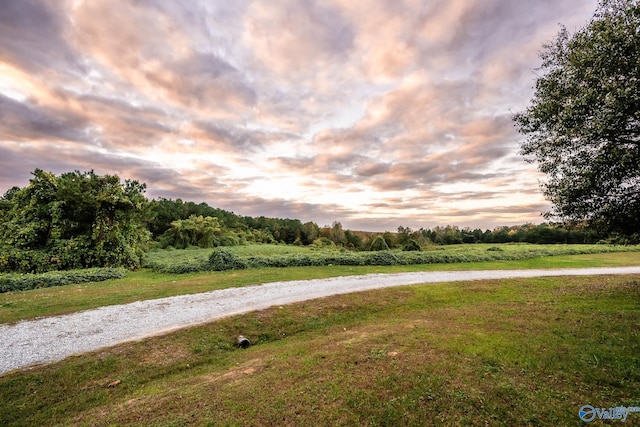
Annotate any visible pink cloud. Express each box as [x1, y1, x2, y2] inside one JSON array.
[[0, 0, 600, 231]]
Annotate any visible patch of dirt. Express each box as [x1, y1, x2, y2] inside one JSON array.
[[140, 345, 191, 366], [202, 357, 265, 385]]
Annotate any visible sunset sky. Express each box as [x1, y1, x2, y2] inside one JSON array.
[[0, 0, 599, 231]]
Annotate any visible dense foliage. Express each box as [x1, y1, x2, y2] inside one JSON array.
[[0, 168, 630, 275], [144, 244, 638, 274], [369, 236, 390, 251], [147, 201, 618, 252], [159, 215, 222, 249], [514, 0, 640, 236], [0, 268, 126, 293], [0, 170, 149, 273], [208, 248, 248, 271], [148, 198, 322, 247]]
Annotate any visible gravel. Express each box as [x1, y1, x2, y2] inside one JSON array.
[[1, 266, 639, 375]]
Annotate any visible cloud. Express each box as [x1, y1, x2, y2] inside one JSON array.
[[242, 0, 355, 78], [0, 0, 81, 74], [69, 0, 256, 117], [148, 52, 257, 113], [354, 162, 393, 178], [0, 94, 89, 143], [192, 120, 299, 155], [0, 0, 600, 231]]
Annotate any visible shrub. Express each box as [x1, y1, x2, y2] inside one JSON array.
[[146, 243, 640, 274], [0, 268, 126, 293], [214, 234, 240, 247], [365, 251, 399, 266], [208, 248, 247, 271], [369, 236, 390, 251], [311, 238, 336, 249], [402, 239, 422, 251], [0, 247, 51, 274]]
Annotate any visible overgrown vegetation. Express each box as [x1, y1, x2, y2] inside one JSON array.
[[2, 169, 635, 275], [0, 170, 149, 273], [0, 268, 126, 293], [3, 251, 639, 325], [1, 274, 638, 426], [145, 243, 640, 274], [207, 248, 247, 271]]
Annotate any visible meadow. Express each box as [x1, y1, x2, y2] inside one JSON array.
[[1, 272, 639, 425], [143, 243, 639, 273], [0, 244, 639, 426], [1, 244, 639, 324]]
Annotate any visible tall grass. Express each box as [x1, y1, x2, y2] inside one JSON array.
[[144, 243, 640, 273], [0, 268, 126, 293]]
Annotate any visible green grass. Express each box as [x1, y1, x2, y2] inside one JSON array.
[[143, 244, 308, 270], [0, 268, 126, 293], [143, 243, 640, 273], [1, 273, 638, 426], [1, 251, 639, 324]]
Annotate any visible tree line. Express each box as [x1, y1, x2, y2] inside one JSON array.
[[1, 169, 632, 274], [3, 1, 640, 273]]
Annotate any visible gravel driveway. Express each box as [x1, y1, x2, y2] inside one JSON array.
[[2, 266, 639, 375]]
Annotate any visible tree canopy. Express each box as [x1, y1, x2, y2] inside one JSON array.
[[0, 170, 149, 272], [0, 167, 620, 274], [514, 0, 640, 236]]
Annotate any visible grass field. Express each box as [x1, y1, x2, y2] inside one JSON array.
[[143, 243, 640, 273], [0, 245, 638, 425], [0, 249, 639, 324], [1, 273, 638, 426]]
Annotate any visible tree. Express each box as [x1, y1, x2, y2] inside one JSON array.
[[369, 235, 390, 251], [328, 221, 346, 245], [344, 229, 364, 249], [402, 239, 422, 251], [0, 170, 149, 272], [0, 187, 19, 217], [514, 0, 640, 235], [381, 231, 398, 249], [396, 225, 413, 246], [164, 215, 222, 248], [301, 221, 320, 245]]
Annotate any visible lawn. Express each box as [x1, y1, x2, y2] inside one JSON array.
[[1, 273, 638, 426]]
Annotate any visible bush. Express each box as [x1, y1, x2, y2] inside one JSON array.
[[0, 247, 51, 274], [146, 243, 640, 274], [369, 236, 390, 251], [214, 234, 240, 247], [208, 248, 247, 271], [311, 238, 336, 249], [0, 268, 126, 293], [402, 239, 422, 251], [365, 251, 399, 266]]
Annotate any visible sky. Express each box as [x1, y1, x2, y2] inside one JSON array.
[[0, 0, 599, 231]]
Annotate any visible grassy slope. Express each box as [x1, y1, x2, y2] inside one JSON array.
[[1, 274, 638, 426], [0, 250, 639, 324]]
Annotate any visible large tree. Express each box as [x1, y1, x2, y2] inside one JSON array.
[[514, 0, 640, 236], [0, 170, 150, 272]]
